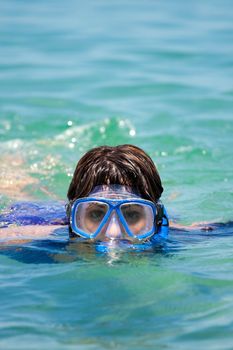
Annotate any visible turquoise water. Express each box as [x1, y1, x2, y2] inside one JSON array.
[[1, 0, 233, 348]]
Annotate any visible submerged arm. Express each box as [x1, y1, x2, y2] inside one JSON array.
[[0, 225, 65, 245]]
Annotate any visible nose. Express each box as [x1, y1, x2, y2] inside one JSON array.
[[105, 212, 122, 239]]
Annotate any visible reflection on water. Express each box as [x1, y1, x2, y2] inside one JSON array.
[[0, 232, 165, 265]]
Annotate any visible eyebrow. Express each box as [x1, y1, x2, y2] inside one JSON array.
[[86, 203, 107, 210]]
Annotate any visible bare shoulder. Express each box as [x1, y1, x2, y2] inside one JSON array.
[[170, 221, 214, 231], [0, 225, 65, 243]]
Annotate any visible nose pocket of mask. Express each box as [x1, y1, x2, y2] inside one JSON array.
[[104, 212, 123, 239]]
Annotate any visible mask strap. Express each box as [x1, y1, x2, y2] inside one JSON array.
[[66, 201, 77, 237], [155, 202, 169, 232], [65, 202, 72, 219]]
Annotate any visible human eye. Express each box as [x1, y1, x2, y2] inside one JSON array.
[[86, 204, 107, 223], [87, 209, 105, 222], [122, 205, 143, 224]]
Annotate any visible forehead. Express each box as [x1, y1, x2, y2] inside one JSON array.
[[88, 185, 141, 199]]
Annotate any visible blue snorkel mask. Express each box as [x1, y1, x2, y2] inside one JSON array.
[[67, 185, 169, 243]]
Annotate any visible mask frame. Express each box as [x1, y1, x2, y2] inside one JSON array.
[[69, 197, 156, 240]]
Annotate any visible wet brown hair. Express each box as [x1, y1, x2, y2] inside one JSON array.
[[67, 144, 163, 204]]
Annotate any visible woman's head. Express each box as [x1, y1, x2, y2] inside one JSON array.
[[67, 144, 163, 204]]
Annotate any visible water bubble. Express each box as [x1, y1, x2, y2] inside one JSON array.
[[99, 126, 106, 133], [67, 120, 73, 126], [30, 163, 38, 170], [129, 129, 136, 136], [119, 120, 125, 127], [12, 141, 20, 149]]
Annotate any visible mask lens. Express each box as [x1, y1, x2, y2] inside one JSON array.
[[75, 201, 109, 235], [120, 202, 154, 236]]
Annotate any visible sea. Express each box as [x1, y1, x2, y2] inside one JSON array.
[[0, 0, 233, 349]]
